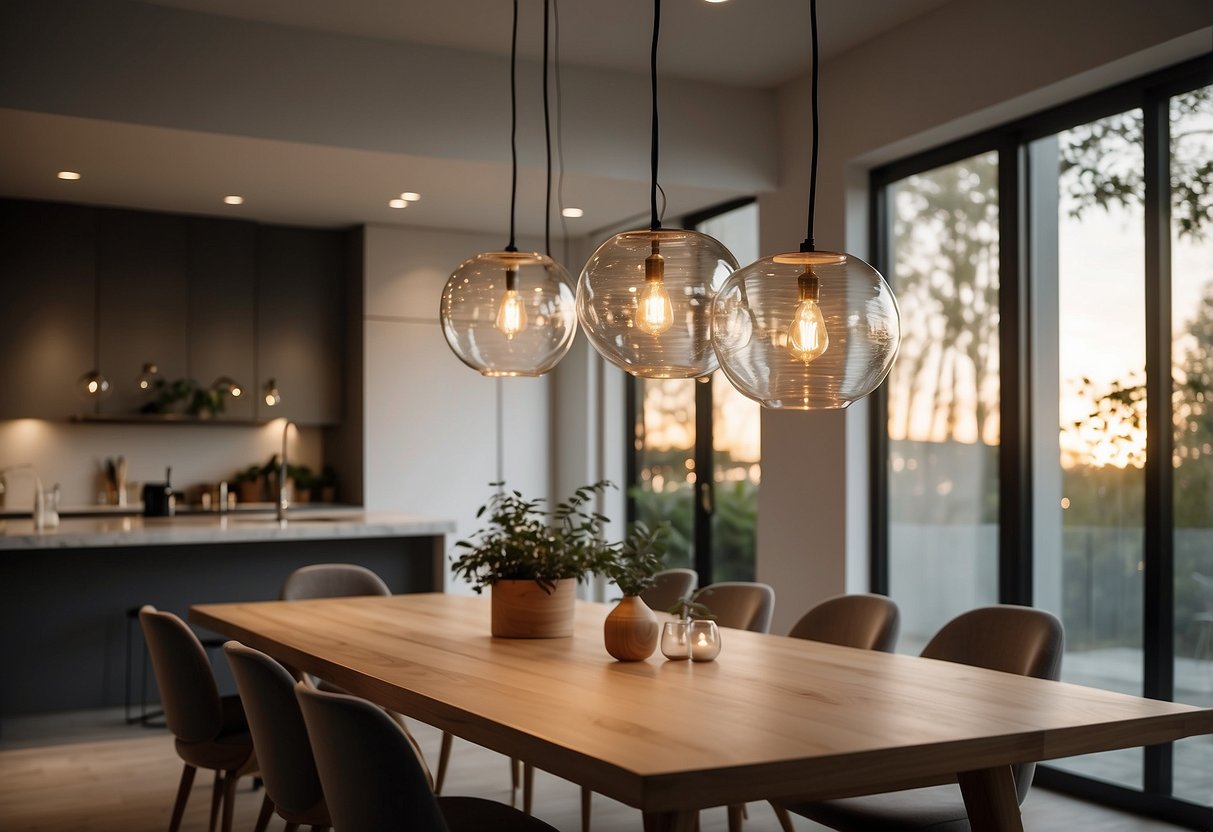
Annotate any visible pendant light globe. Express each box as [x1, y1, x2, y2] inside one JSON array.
[[441, 250, 577, 377], [577, 228, 736, 378], [711, 250, 899, 409]]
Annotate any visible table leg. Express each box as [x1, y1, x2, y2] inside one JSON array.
[[642, 810, 697, 832], [957, 765, 1024, 831]]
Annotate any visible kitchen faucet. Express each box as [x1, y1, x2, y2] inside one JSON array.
[[277, 420, 297, 521]]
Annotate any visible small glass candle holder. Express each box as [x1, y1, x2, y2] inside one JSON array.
[[660, 620, 691, 660], [689, 620, 722, 662]]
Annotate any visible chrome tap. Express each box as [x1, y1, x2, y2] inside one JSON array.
[[277, 420, 297, 521]]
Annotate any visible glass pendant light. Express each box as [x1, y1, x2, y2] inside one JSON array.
[[440, 0, 577, 377], [211, 376, 244, 398], [711, 0, 899, 409], [78, 262, 110, 402], [136, 362, 159, 392], [576, 0, 737, 379]]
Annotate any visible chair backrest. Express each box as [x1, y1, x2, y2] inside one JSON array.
[[225, 642, 326, 820], [788, 593, 900, 652], [281, 563, 392, 601], [640, 568, 698, 614], [921, 605, 1064, 804], [138, 605, 223, 744], [296, 683, 448, 832], [694, 582, 775, 633]]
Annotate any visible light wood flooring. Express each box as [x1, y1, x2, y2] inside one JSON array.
[[0, 712, 1197, 831]]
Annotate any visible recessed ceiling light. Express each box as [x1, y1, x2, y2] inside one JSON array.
[[400, 192, 422, 202], [57, 171, 81, 180], [223, 195, 244, 205], [388, 198, 407, 209], [561, 207, 584, 218], [705, 0, 729, 3]]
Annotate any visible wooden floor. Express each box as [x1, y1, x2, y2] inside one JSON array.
[[0, 715, 1195, 831]]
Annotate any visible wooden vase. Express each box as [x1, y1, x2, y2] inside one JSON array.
[[491, 578, 576, 638], [603, 595, 659, 661]]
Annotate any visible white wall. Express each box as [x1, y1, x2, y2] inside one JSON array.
[[756, 0, 1213, 634], [361, 224, 554, 592], [0, 417, 321, 508]]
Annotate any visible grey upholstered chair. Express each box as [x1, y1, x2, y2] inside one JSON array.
[[224, 641, 331, 832], [774, 605, 1065, 832], [280, 562, 391, 600], [139, 606, 266, 832], [693, 581, 776, 633], [640, 567, 698, 613], [296, 683, 560, 832], [787, 593, 900, 652]]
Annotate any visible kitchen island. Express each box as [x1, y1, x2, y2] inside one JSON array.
[[0, 512, 454, 717]]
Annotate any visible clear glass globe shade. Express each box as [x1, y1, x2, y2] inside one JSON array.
[[440, 251, 577, 377], [577, 229, 737, 378], [77, 370, 111, 400], [711, 250, 900, 409]]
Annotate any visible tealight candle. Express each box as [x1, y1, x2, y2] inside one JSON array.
[[688, 620, 721, 662], [660, 620, 691, 660]]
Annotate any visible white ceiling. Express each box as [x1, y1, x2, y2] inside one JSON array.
[[135, 0, 955, 88], [2, 0, 955, 235]]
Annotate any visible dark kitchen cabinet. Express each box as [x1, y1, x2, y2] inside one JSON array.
[[0, 200, 97, 419], [255, 226, 344, 425], [96, 209, 190, 415], [186, 218, 257, 421]]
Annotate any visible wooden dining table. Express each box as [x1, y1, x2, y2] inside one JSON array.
[[191, 593, 1213, 831]]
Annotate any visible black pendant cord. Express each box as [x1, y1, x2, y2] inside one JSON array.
[[506, 0, 519, 253], [800, 0, 819, 253], [649, 0, 661, 232], [543, 0, 553, 255]]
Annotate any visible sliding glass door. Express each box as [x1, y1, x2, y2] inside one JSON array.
[[872, 61, 1212, 826]]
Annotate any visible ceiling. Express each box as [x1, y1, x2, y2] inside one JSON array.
[[135, 0, 955, 88], [1, 0, 955, 236]]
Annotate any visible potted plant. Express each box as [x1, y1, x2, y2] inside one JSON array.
[[452, 482, 615, 638], [233, 464, 263, 504], [601, 522, 670, 661]]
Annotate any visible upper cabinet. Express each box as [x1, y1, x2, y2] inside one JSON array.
[[96, 209, 190, 415], [0, 200, 96, 420], [256, 226, 345, 425], [0, 199, 347, 426]]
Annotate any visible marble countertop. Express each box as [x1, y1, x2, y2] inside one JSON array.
[[0, 512, 456, 550]]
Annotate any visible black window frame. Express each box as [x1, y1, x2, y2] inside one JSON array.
[[869, 55, 1213, 829]]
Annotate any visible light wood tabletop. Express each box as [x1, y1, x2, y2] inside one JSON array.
[[191, 593, 1213, 832]]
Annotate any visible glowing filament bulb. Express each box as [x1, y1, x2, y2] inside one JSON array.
[[696, 632, 708, 647], [637, 239, 673, 336], [787, 268, 828, 362], [495, 265, 527, 339]]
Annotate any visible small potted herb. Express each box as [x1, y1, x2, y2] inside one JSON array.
[[601, 522, 670, 660]]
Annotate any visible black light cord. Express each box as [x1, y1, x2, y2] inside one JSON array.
[[801, 0, 819, 253], [649, 0, 661, 231], [543, 0, 552, 255], [507, 0, 519, 253], [554, 0, 569, 263]]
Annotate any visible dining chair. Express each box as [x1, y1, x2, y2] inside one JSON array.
[[773, 604, 1064, 832], [694, 581, 776, 632], [280, 563, 518, 803], [296, 682, 560, 832], [640, 567, 698, 613], [139, 606, 267, 832], [787, 593, 900, 652], [224, 641, 331, 832]]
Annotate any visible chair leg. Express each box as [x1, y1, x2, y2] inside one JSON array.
[[727, 803, 744, 832], [168, 763, 196, 832], [252, 792, 274, 832], [220, 770, 239, 832], [523, 763, 534, 815], [435, 731, 453, 795], [580, 786, 592, 832], [208, 770, 224, 832], [770, 802, 796, 832], [510, 757, 521, 807]]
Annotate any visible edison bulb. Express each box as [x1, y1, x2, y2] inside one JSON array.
[[787, 269, 828, 362], [636, 240, 673, 335], [495, 267, 527, 339]]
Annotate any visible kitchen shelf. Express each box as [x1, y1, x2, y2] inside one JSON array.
[[71, 413, 274, 427]]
